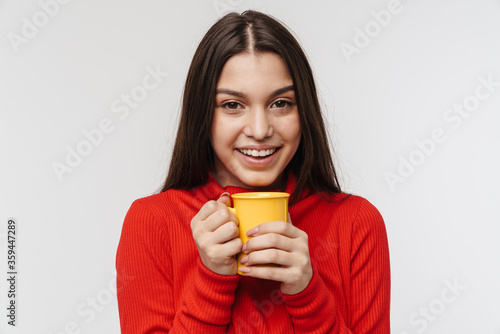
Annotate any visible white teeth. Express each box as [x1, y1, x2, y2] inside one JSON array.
[[240, 148, 277, 157]]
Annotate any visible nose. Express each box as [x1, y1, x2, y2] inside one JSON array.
[[243, 107, 273, 140]]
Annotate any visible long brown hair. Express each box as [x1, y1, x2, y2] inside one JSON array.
[[159, 10, 342, 203]]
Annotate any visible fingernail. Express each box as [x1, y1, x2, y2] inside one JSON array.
[[246, 227, 258, 236], [239, 256, 248, 264], [241, 243, 247, 253], [239, 266, 250, 273], [220, 192, 230, 198]]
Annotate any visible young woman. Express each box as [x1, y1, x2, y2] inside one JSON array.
[[116, 10, 390, 333]]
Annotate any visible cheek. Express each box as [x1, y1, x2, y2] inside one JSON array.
[[210, 115, 225, 150], [210, 121, 236, 153], [292, 121, 302, 139], [210, 132, 224, 154], [284, 115, 302, 145]]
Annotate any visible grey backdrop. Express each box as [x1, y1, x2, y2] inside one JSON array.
[[1, 0, 499, 333]]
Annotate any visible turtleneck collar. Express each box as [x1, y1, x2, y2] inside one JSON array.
[[199, 170, 311, 205]]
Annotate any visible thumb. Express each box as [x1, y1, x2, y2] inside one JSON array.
[[217, 192, 231, 206]]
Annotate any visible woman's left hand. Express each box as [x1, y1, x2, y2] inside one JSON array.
[[238, 217, 313, 295]]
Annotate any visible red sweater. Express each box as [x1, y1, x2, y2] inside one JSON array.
[[116, 173, 391, 333]]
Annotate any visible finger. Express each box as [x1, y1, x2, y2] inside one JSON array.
[[242, 248, 294, 267], [216, 193, 238, 225], [238, 264, 288, 282], [247, 221, 302, 238], [202, 208, 238, 232], [194, 201, 238, 232], [243, 233, 293, 253], [219, 237, 243, 257], [212, 221, 240, 244], [195, 200, 227, 222], [238, 265, 311, 295], [217, 192, 231, 206]]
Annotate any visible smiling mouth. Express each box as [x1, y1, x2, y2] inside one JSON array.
[[237, 148, 279, 158]]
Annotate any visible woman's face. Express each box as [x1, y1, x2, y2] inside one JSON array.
[[210, 51, 301, 189]]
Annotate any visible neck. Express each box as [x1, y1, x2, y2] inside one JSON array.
[[211, 171, 287, 192]]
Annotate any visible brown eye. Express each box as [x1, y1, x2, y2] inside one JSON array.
[[222, 102, 241, 110], [272, 100, 293, 108]]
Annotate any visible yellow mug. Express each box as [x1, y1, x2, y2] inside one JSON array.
[[228, 192, 290, 275]]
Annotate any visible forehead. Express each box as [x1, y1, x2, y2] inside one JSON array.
[[216, 52, 293, 92]]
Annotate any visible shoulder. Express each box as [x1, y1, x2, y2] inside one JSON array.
[[123, 186, 211, 227], [128, 188, 196, 219], [312, 192, 386, 232], [335, 195, 388, 248], [312, 192, 381, 213], [341, 195, 383, 220], [131, 188, 189, 210]]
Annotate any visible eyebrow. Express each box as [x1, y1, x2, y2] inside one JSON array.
[[215, 85, 295, 99]]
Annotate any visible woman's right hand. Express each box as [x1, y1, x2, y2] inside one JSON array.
[[190, 193, 242, 276]]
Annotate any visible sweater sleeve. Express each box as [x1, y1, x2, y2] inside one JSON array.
[[279, 197, 391, 333], [348, 198, 391, 333], [116, 199, 240, 333], [279, 265, 338, 333]]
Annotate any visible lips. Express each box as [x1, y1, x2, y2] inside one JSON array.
[[235, 146, 281, 167], [237, 148, 278, 158]]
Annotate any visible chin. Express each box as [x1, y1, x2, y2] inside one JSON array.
[[240, 173, 282, 189]]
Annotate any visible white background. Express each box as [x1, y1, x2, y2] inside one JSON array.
[[1, 0, 499, 333]]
